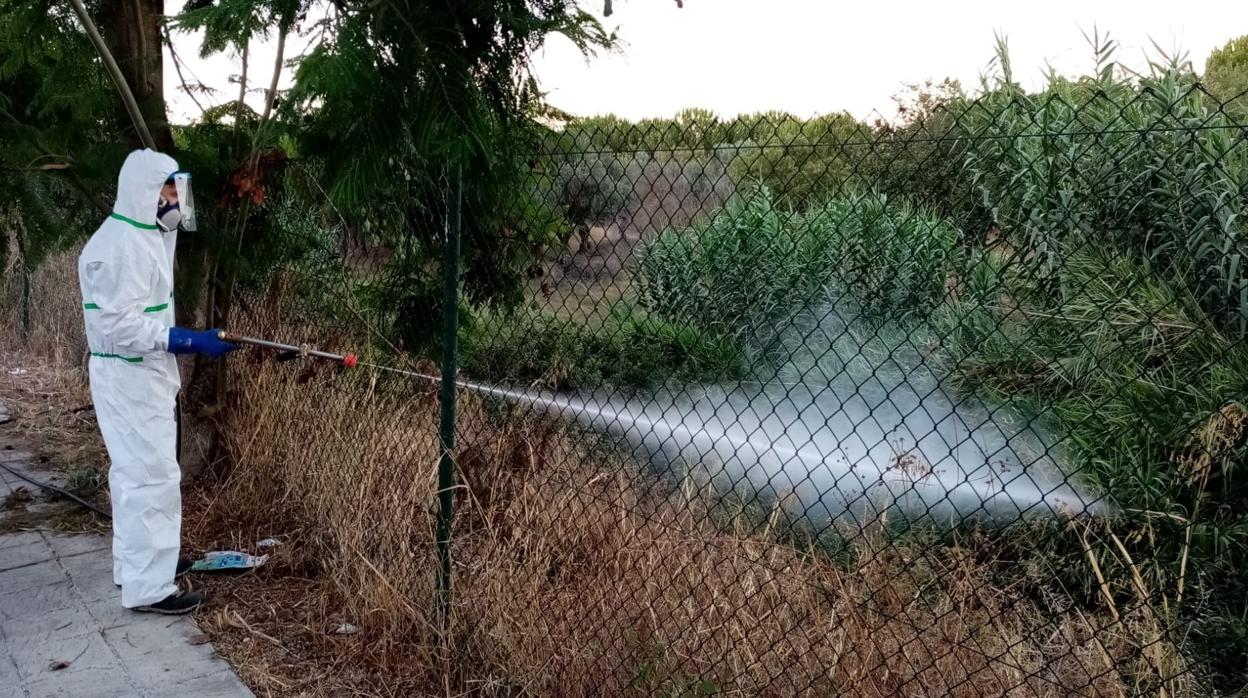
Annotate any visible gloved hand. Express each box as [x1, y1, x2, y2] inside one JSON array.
[[167, 327, 238, 357]]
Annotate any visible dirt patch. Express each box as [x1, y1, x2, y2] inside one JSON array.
[[0, 359, 104, 475], [0, 482, 107, 536], [188, 571, 426, 696], [3, 485, 34, 510], [180, 491, 429, 696]]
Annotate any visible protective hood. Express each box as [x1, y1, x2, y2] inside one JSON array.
[[113, 149, 179, 227]]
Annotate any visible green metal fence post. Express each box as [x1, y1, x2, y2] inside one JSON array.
[[435, 165, 463, 630]]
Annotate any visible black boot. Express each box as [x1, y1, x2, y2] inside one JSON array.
[[133, 589, 205, 615]]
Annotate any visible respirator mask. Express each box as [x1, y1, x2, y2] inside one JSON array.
[[157, 172, 197, 233]]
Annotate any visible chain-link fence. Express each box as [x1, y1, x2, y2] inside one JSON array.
[[142, 74, 1248, 696]]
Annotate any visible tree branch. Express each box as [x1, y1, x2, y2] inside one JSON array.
[[249, 22, 288, 171], [0, 107, 109, 214], [233, 37, 249, 151], [65, 0, 156, 149], [165, 30, 208, 116], [258, 24, 287, 128]]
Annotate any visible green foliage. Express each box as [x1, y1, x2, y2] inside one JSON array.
[[228, 163, 363, 328], [173, 0, 299, 56], [548, 130, 638, 225], [544, 138, 733, 234], [460, 302, 746, 391], [918, 36, 1248, 686], [629, 655, 720, 697], [268, 1, 609, 350], [1204, 34, 1248, 118], [0, 0, 117, 167], [635, 186, 961, 342], [0, 0, 122, 256], [557, 114, 641, 151], [560, 108, 730, 154], [66, 464, 108, 500], [959, 35, 1248, 338], [807, 192, 962, 319], [725, 111, 870, 208], [863, 79, 993, 236], [635, 187, 796, 341], [1, 6, 107, 272], [551, 109, 872, 213], [936, 248, 1248, 685], [671, 107, 726, 151]]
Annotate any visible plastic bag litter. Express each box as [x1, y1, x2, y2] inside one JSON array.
[[256, 538, 281, 548], [191, 551, 269, 572], [334, 623, 359, 635]]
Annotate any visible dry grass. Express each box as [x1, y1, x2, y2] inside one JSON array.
[[1, 230, 87, 362], [0, 240, 105, 502], [0, 241, 1196, 696], [1176, 402, 1247, 488], [0, 358, 102, 471], [189, 305, 1175, 695], [0, 486, 106, 536]]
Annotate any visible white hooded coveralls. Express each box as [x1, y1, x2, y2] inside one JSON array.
[[78, 149, 182, 608]]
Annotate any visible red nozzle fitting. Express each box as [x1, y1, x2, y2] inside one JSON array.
[[342, 353, 358, 369]]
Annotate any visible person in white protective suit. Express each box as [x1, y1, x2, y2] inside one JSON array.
[[78, 149, 238, 614]]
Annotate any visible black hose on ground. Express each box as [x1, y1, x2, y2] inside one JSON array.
[[0, 459, 111, 519]]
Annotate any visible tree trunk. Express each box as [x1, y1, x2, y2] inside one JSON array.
[[94, 0, 221, 473], [98, 0, 174, 152]]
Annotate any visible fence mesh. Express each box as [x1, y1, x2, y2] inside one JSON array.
[[17, 77, 1244, 696]]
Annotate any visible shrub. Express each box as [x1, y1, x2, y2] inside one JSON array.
[[634, 186, 962, 344], [550, 136, 637, 226], [545, 137, 735, 237], [959, 38, 1248, 338], [634, 187, 797, 342], [807, 192, 962, 320], [459, 302, 746, 391], [934, 247, 1248, 685], [726, 111, 870, 209]]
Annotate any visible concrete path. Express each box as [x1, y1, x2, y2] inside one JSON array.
[[0, 433, 253, 697]]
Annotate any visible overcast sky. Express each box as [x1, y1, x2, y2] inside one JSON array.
[[163, 0, 1248, 124]]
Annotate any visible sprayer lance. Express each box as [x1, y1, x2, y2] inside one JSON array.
[[218, 331, 358, 369]]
